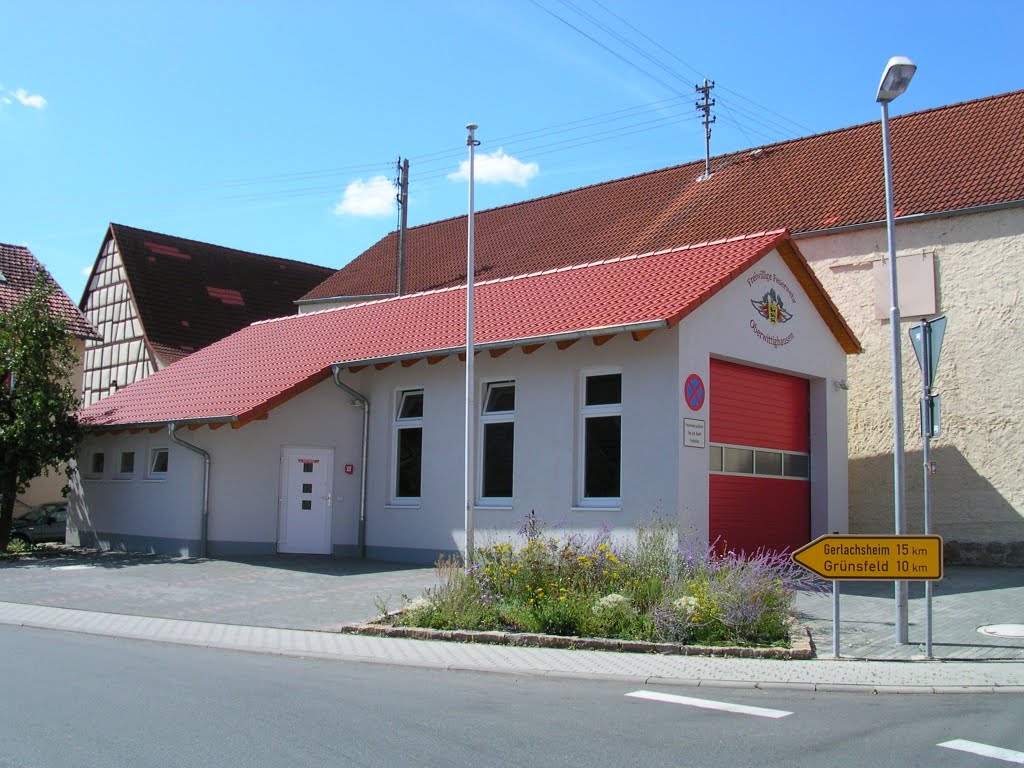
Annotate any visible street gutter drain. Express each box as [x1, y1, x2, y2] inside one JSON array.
[[977, 624, 1024, 639]]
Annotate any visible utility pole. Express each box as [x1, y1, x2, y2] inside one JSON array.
[[395, 157, 410, 296], [696, 79, 716, 180]]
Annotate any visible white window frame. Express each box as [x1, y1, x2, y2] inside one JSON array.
[[146, 445, 169, 480], [391, 388, 424, 506], [116, 449, 137, 480], [577, 368, 622, 508], [477, 379, 515, 506], [85, 450, 106, 479]]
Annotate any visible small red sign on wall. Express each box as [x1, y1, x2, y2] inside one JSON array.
[[344, 464, 355, 475]]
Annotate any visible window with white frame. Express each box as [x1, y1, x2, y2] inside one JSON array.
[[117, 449, 136, 478], [393, 389, 424, 501], [86, 451, 105, 478], [148, 447, 169, 478], [579, 371, 621, 504], [479, 381, 515, 501]]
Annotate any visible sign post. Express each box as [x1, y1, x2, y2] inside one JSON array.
[[793, 534, 943, 658], [909, 315, 946, 658]]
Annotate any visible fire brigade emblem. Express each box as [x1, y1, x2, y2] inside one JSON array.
[[751, 288, 792, 325]]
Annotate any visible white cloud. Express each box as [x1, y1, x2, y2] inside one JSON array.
[[332, 176, 395, 217], [1, 97, 11, 106], [81, 265, 93, 277], [448, 148, 539, 187], [12, 88, 47, 109]]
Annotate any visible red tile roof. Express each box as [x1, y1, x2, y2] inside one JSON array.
[[79, 230, 857, 428], [96, 224, 335, 363], [0, 242, 99, 340], [303, 90, 1024, 302]]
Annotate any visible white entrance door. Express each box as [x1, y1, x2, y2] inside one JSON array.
[[278, 447, 334, 554]]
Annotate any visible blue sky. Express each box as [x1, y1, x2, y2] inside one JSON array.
[[2, 1, 1021, 302]]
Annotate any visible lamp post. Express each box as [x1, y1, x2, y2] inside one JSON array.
[[876, 56, 916, 645]]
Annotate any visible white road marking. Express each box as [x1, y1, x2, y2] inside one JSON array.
[[50, 565, 96, 571], [625, 690, 793, 719], [939, 739, 1024, 764]]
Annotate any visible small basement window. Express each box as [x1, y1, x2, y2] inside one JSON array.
[[118, 450, 136, 477], [87, 451, 105, 478], [148, 447, 169, 477]]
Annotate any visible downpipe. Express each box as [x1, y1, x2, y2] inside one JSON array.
[[168, 423, 210, 558], [332, 365, 369, 559]]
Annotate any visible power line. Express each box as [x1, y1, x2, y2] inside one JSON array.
[[525, 0, 691, 99], [584, 0, 813, 136]]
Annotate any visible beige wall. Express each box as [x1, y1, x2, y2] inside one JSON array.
[[798, 207, 1024, 555], [20, 337, 87, 507]]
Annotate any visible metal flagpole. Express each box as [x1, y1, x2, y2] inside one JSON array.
[[464, 123, 480, 568]]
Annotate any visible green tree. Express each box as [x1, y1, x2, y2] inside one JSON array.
[[0, 272, 83, 549]]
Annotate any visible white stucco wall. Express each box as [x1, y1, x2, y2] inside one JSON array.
[[69, 430, 204, 553], [353, 327, 682, 557], [798, 207, 1024, 551], [676, 249, 850, 542]]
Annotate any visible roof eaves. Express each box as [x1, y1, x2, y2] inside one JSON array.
[[82, 415, 237, 432], [330, 320, 670, 370], [776, 238, 862, 354]]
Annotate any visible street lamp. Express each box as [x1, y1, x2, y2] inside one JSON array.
[[876, 55, 916, 645]]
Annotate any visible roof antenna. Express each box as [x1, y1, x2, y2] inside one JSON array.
[[696, 79, 716, 180], [395, 157, 410, 295]]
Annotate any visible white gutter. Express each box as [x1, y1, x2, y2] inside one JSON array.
[[168, 423, 211, 559], [332, 366, 369, 559]]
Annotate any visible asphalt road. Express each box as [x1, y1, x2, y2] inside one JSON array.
[[2, 625, 1022, 768]]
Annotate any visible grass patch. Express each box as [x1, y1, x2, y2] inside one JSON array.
[[392, 516, 818, 647]]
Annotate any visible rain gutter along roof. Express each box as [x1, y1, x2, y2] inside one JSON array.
[[791, 198, 1024, 240]]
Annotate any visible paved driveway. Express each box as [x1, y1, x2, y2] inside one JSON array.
[[1, 549, 1022, 660], [0, 551, 440, 631]]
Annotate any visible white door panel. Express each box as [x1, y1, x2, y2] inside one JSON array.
[[278, 447, 333, 554]]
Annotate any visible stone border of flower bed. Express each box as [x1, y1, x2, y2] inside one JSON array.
[[338, 620, 815, 660]]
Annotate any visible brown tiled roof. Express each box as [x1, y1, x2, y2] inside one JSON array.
[[0, 242, 99, 340], [98, 224, 335, 362], [303, 90, 1024, 302]]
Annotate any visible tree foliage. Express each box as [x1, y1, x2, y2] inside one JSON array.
[[0, 272, 83, 549]]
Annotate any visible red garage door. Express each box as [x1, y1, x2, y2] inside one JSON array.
[[709, 359, 810, 554]]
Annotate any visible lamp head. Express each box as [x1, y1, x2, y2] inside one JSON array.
[[876, 56, 917, 103]]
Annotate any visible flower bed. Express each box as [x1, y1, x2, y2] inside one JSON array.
[[357, 517, 819, 655]]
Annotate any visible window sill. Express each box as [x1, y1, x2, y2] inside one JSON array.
[[571, 505, 622, 513], [474, 503, 513, 511], [385, 503, 421, 510]]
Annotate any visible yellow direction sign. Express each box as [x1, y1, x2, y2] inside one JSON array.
[[792, 535, 943, 581]]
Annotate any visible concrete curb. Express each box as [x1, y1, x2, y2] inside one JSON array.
[[339, 622, 815, 659], [2, 602, 1023, 694]]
